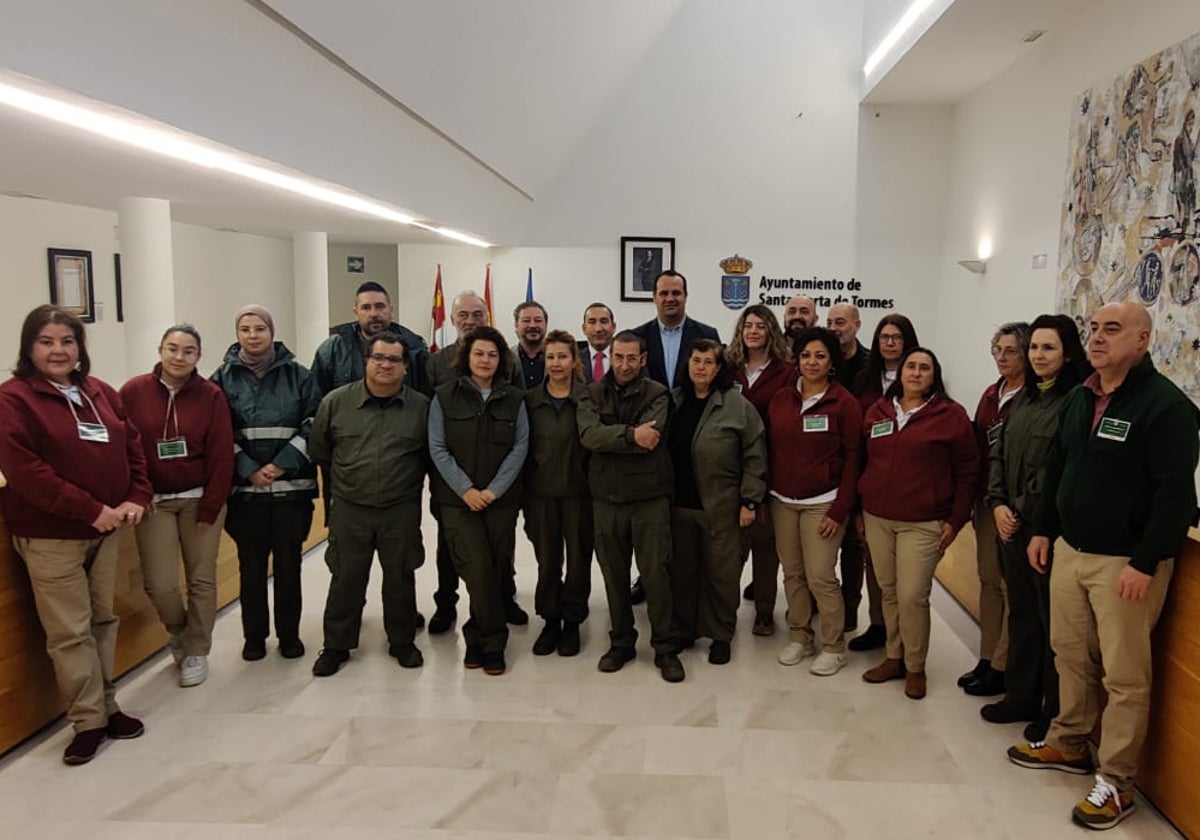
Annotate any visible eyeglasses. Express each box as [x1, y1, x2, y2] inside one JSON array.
[[879, 334, 904, 344], [368, 353, 405, 365], [990, 346, 1021, 359], [161, 345, 199, 359]]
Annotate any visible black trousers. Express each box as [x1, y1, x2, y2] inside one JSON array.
[[442, 503, 519, 654], [225, 497, 313, 643], [432, 498, 517, 609], [322, 498, 423, 650], [525, 495, 593, 624], [1000, 527, 1059, 720]]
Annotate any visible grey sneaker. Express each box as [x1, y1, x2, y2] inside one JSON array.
[[179, 655, 209, 687], [777, 641, 817, 666]]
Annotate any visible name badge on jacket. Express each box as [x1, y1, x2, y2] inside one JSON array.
[[870, 419, 894, 438], [157, 438, 189, 459], [804, 415, 829, 433], [77, 422, 110, 443], [1096, 417, 1131, 442]]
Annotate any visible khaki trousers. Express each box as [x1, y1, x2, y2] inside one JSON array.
[[13, 535, 121, 732], [135, 498, 225, 656], [974, 502, 1008, 668], [1046, 540, 1173, 789], [863, 514, 943, 672], [772, 499, 846, 652]]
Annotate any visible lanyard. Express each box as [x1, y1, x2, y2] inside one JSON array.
[[162, 387, 181, 440]]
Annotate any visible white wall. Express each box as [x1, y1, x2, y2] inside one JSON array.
[[853, 103, 954, 373], [0, 195, 122, 378], [934, 2, 1200, 408], [326, 243, 399, 329], [171, 223, 294, 376], [0, 195, 294, 383]]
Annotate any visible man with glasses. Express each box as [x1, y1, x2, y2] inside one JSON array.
[[308, 333, 430, 677]]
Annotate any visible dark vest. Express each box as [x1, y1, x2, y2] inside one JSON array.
[[432, 378, 524, 508]]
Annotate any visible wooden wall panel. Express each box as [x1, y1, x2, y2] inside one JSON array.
[[0, 495, 326, 756]]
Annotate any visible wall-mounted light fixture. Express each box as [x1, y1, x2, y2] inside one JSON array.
[[958, 259, 988, 275]]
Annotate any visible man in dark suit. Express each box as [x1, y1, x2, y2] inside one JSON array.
[[632, 271, 720, 390], [580, 302, 616, 384]]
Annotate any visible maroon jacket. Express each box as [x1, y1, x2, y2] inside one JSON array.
[[766, 380, 863, 524], [121, 366, 235, 524], [0, 374, 153, 538], [858, 394, 979, 529], [735, 357, 796, 420], [972, 377, 1018, 499]]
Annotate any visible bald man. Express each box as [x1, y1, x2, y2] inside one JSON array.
[[783, 295, 819, 350], [1008, 302, 1199, 830]]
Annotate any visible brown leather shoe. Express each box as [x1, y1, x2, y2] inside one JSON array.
[[905, 671, 927, 699], [862, 657, 906, 683]]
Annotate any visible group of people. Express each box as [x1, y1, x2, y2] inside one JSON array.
[[0, 271, 1195, 832]]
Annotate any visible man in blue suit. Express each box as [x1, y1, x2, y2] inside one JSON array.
[[632, 271, 720, 390]]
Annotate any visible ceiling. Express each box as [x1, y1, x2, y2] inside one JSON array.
[[0, 1, 1094, 244], [863, 0, 1094, 104]]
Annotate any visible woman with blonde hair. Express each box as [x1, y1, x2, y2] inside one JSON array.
[[726, 304, 794, 634]]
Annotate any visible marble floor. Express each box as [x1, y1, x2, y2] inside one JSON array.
[[0, 513, 1184, 840]]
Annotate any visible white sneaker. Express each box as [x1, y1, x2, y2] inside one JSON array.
[[777, 641, 817, 666], [168, 633, 185, 666], [809, 651, 846, 676], [179, 655, 209, 687]]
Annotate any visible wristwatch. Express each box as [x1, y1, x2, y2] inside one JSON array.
[[742, 499, 758, 511]]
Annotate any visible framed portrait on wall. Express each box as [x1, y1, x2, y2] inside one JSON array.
[[47, 248, 95, 323], [620, 236, 675, 301]]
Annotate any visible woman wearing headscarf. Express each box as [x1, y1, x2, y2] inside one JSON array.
[[121, 324, 234, 688], [726, 304, 794, 635], [0, 305, 152, 765], [859, 347, 978, 700], [982, 314, 1090, 741], [211, 305, 321, 662], [667, 339, 767, 665], [524, 329, 592, 657]]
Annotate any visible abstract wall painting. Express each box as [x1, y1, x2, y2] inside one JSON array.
[[1058, 30, 1200, 396]]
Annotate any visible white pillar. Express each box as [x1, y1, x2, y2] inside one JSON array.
[[293, 231, 329, 361], [116, 197, 175, 375]]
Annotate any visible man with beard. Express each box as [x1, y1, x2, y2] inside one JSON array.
[[312, 281, 428, 396], [426, 291, 526, 632], [784, 294, 819, 354], [513, 301, 549, 389]]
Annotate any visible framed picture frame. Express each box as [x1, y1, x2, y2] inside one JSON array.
[[47, 248, 95, 323], [620, 236, 675, 301]]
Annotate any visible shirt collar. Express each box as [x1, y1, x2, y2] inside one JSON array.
[[657, 319, 683, 335]]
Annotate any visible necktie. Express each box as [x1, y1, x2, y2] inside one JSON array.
[[593, 350, 605, 382]]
